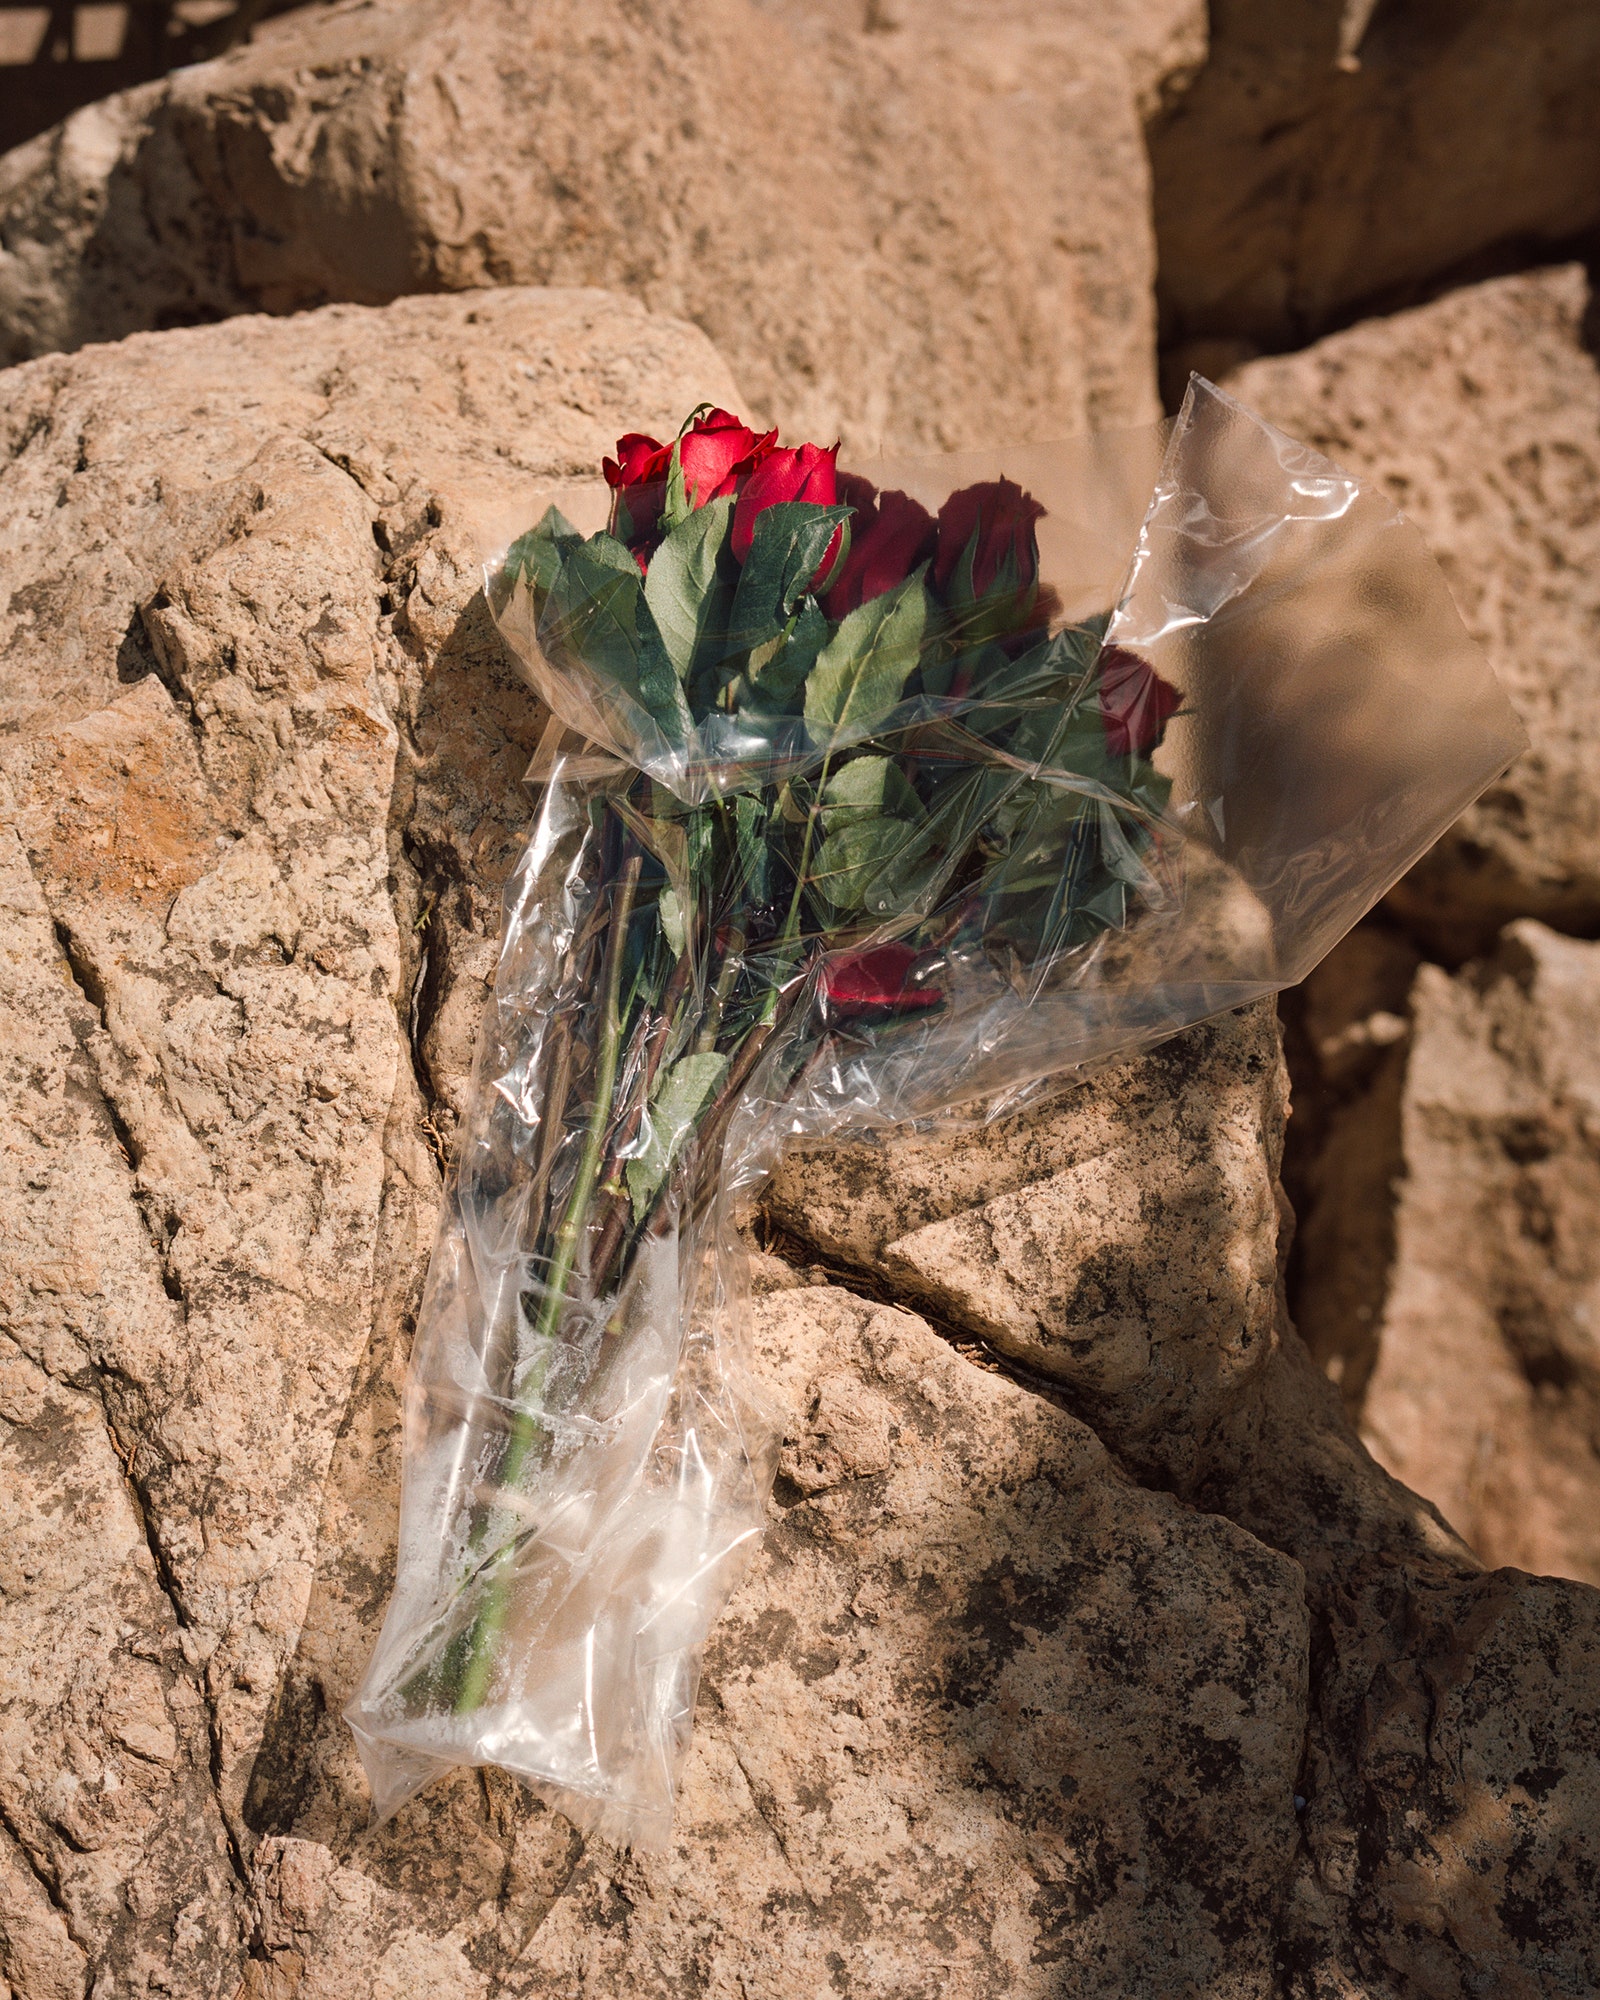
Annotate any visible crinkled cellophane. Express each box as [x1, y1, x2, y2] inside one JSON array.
[[346, 380, 1524, 1848]]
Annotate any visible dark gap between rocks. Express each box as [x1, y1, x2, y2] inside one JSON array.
[[1156, 227, 1600, 415]]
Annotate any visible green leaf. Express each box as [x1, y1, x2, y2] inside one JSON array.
[[811, 817, 937, 920], [723, 503, 854, 658], [733, 791, 775, 905], [540, 535, 692, 747], [626, 1051, 729, 1222], [820, 754, 923, 830], [660, 442, 693, 534], [581, 530, 645, 577], [644, 496, 735, 680], [920, 761, 1013, 860], [497, 504, 581, 606], [804, 572, 929, 744], [742, 599, 831, 711]]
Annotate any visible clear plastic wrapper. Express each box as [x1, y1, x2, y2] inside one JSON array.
[[346, 379, 1524, 1847]]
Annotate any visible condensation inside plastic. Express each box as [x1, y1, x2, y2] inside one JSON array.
[[346, 379, 1525, 1848]]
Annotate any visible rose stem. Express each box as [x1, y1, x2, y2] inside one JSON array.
[[693, 922, 745, 1053], [452, 841, 644, 1714], [761, 765, 830, 1023], [522, 878, 613, 1246], [590, 970, 807, 1313], [585, 947, 694, 1288]]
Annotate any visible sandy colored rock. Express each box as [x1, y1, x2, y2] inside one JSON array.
[[760, 0, 1207, 123], [1357, 921, 1600, 1588], [0, 0, 1172, 449], [0, 827, 244, 1996], [2, 280, 1598, 1998], [0, 274, 1305, 1997], [1150, 0, 1600, 356], [766, 996, 1600, 1996], [244, 1284, 1311, 1998], [1226, 266, 1600, 950], [0, 284, 737, 1999], [768, 1002, 1288, 1485]]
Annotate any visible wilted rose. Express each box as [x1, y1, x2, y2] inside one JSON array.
[[731, 441, 844, 585], [819, 940, 942, 1019], [932, 477, 1045, 603], [1098, 645, 1182, 757], [825, 486, 937, 616]]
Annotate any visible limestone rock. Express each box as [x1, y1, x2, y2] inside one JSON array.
[[766, 999, 1600, 1997], [1277, 920, 1420, 1417], [1225, 267, 1600, 951], [0, 284, 736, 1999], [759, 0, 1207, 123], [769, 1004, 1287, 1484], [245, 1285, 1311, 1999], [1359, 921, 1600, 1589], [1150, 0, 1600, 356], [0, 829, 244, 1997], [3, 283, 1598, 1998], [0, 0, 1170, 449]]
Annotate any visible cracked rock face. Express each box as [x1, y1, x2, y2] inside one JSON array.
[[2, 288, 1598, 1999], [768, 1006, 1288, 1488], [765, 1009, 1600, 1997], [244, 1285, 1312, 2000], [0, 0, 1172, 447], [1227, 266, 1600, 951]]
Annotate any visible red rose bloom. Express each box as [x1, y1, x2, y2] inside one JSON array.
[[731, 441, 843, 584], [603, 409, 776, 557], [678, 408, 776, 507], [819, 941, 942, 1018], [603, 432, 674, 491], [603, 431, 673, 534], [825, 487, 937, 616], [1098, 645, 1182, 757], [932, 477, 1045, 600]]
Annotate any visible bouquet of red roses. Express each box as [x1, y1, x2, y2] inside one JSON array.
[[347, 383, 1523, 1847]]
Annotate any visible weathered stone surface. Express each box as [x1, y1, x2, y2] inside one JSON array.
[[1356, 921, 1600, 1589], [1150, 0, 1600, 358], [0, 284, 738, 1999], [0, 827, 245, 1997], [3, 282, 1598, 1999], [767, 999, 1600, 1997], [244, 1284, 1311, 1998], [769, 1003, 1288, 1486], [1226, 266, 1600, 951], [760, 0, 1207, 124], [0, 0, 1173, 449]]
